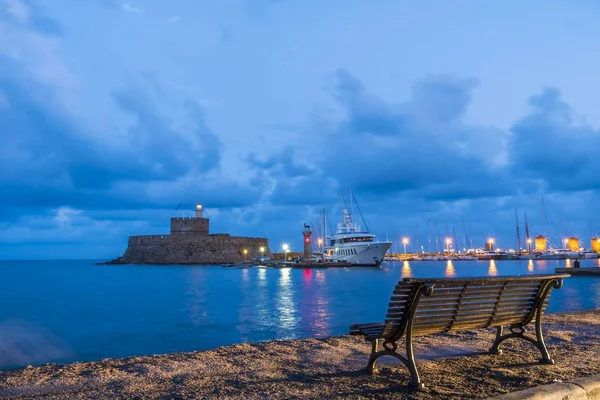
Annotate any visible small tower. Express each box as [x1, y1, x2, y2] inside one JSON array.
[[303, 224, 312, 260], [535, 235, 547, 251], [591, 237, 600, 253], [195, 203, 204, 218], [567, 237, 579, 251]]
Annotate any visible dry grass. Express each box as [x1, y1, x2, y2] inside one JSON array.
[[1, 310, 600, 399]]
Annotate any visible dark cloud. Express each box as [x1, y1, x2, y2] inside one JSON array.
[[508, 87, 600, 192], [313, 70, 513, 201], [0, 55, 252, 220]]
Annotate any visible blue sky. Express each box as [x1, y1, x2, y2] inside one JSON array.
[[1, 0, 600, 259]]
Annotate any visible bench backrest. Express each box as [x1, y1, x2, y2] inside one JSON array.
[[381, 274, 567, 340]]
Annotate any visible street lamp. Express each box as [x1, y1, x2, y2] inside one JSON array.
[[286, 249, 290, 261], [317, 238, 323, 252], [402, 237, 409, 254], [260, 246, 265, 259], [445, 238, 452, 253], [282, 243, 289, 262], [527, 238, 532, 253], [243, 249, 248, 261], [564, 238, 568, 250]]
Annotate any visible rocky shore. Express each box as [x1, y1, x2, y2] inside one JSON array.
[[1, 310, 600, 399]]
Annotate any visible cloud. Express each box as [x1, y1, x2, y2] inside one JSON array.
[[2, 0, 63, 35], [249, 70, 514, 206], [122, 3, 143, 13], [508, 87, 600, 192]]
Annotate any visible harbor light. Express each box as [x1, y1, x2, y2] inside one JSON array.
[[243, 249, 248, 261], [564, 238, 568, 250], [445, 237, 452, 253], [286, 248, 291, 261], [282, 243, 289, 261], [527, 238, 532, 253], [318, 238, 323, 251], [402, 237, 409, 254], [260, 246, 265, 258]]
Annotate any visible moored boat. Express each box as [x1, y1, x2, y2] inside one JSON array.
[[322, 208, 392, 267]]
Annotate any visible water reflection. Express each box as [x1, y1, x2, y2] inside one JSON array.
[[445, 260, 456, 277], [299, 268, 329, 337], [565, 259, 572, 268], [276, 268, 297, 332], [536, 260, 548, 271], [185, 269, 208, 326], [303, 268, 312, 284], [528, 259, 534, 273], [402, 261, 412, 278], [488, 260, 498, 276], [257, 267, 266, 284]]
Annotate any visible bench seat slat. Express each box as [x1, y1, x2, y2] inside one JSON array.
[[420, 292, 537, 304], [425, 284, 540, 295], [412, 299, 535, 314], [412, 308, 530, 324]]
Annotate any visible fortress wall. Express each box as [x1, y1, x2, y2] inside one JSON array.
[[122, 234, 270, 264], [170, 217, 209, 236]]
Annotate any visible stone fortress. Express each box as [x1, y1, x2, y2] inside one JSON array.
[[113, 204, 271, 264]]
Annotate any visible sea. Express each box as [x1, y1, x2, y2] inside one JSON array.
[[1, 258, 599, 370]]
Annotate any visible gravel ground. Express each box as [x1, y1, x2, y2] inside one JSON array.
[[1, 310, 599, 399]]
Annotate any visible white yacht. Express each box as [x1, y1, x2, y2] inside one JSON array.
[[322, 208, 392, 267]]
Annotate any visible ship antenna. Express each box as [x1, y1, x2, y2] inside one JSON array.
[[351, 191, 370, 233]]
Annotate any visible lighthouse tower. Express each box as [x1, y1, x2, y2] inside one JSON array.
[[303, 224, 312, 260]]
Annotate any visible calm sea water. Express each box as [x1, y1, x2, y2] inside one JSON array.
[[1, 258, 599, 369]]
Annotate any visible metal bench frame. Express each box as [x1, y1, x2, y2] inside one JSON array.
[[350, 274, 568, 389]]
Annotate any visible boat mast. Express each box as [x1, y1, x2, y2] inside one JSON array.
[[323, 208, 327, 243], [515, 208, 522, 254], [427, 218, 432, 253]]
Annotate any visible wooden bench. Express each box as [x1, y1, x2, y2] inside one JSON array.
[[350, 274, 569, 388]]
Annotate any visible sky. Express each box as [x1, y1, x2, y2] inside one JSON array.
[[1, 0, 600, 259]]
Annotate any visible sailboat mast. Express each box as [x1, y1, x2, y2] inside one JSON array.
[[323, 208, 327, 243], [428, 218, 431, 253], [515, 208, 522, 254]]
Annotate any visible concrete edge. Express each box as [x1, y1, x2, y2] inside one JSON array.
[[486, 373, 600, 399]]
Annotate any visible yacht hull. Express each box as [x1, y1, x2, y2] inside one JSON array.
[[327, 241, 393, 267]]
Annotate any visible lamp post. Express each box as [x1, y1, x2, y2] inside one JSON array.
[[260, 246, 265, 259], [527, 238, 532, 253], [445, 238, 452, 253], [243, 249, 248, 262], [282, 243, 289, 262], [317, 238, 323, 252], [564, 238, 568, 250], [286, 249, 290, 262], [402, 237, 409, 254]]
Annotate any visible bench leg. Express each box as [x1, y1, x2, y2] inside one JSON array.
[[364, 338, 423, 389], [366, 339, 380, 372], [489, 319, 554, 364]]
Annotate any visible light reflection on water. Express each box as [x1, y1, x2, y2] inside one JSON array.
[[276, 268, 297, 333], [1, 259, 599, 370], [488, 260, 498, 276], [445, 260, 456, 277], [402, 261, 412, 278]]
